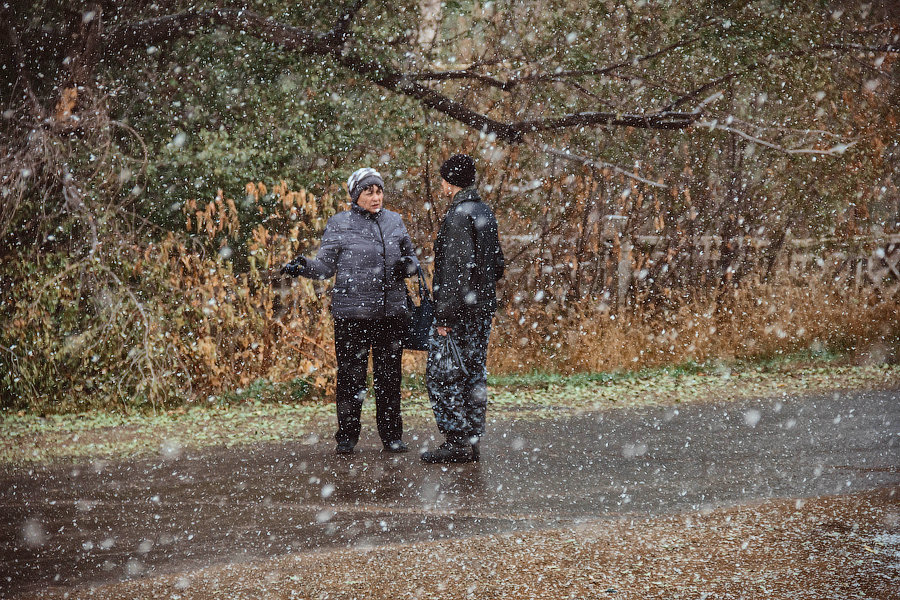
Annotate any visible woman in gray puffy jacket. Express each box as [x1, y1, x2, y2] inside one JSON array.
[[281, 168, 419, 455]]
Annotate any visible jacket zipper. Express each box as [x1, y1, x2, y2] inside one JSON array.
[[374, 214, 388, 318]]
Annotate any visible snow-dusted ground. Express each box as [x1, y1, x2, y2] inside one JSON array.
[[3, 388, 897, 598]]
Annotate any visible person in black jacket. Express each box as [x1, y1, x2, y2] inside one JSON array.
[[281, 168, 419, 455], [421, 154, 505, 464]]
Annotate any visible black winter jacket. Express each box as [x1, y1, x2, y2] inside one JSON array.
[[432, 187, 505, 326], [294, 204, 418, 319]]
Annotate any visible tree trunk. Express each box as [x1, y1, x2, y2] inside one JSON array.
[[417, 0, 442, 53]]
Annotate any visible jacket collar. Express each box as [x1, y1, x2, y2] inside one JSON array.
[[450, 186, 480, 207], [351, 201, 381, 220]]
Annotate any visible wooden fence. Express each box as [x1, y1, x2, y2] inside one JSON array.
[[506, 222, 900, 307]]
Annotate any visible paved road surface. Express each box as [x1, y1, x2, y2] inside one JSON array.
[[1, 388, 897, 596]]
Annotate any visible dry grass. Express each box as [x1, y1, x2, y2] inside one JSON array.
[[489, 277, 898, 375], [3, 177, 896, 414]]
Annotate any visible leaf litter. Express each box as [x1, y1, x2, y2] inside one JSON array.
[[18, 487, 898, 600]]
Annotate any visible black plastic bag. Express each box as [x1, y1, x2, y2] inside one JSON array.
[[432, 332, 469, 378], [403, 266, 434, 351]]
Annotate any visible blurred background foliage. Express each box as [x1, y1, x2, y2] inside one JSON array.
[[1, 0, 897, 412]]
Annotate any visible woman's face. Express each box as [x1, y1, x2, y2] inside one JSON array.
[[356, 185, 384, 213]]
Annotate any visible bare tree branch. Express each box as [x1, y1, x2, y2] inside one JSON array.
[[696, 120, 857, 155], [70, 4, 105, 85], [348, 47, 702, 140], [105, 9, 324, 56], [407, 68, 516, 91], [725, 116, 845, 139], [512, 35, 704, 85], [323, 0, 370, 47], [406, 35, 703, 91], [514, 110, 700, 136], [539, 144, 668, 189], [100, 4, 897, 146], [818, 43, 900, 53], [0, 10, 46, 119], [101, 8, 705, 143], [61, 163, 100, 253], [663, 42, 900, 112]]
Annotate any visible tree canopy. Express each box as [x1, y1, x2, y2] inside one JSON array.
[[3, 1, 896, 232]]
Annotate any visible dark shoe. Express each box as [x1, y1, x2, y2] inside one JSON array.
[[471, 442, 480, 462], [383, 440, 409, 453], [420, 441, 474, 464], [335, 443, 354, 455]]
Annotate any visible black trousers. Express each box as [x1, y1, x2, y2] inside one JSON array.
[[333, 316, 404, 447]]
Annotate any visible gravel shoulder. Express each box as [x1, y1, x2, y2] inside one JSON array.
[[19, 486, 900, 600]]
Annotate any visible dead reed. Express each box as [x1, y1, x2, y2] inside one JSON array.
[[488, 276, 898, 375]]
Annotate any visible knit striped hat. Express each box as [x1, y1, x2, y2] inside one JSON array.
[[347, 167, 384, 202]]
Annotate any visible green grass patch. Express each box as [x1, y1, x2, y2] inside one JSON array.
[[215, 377, 314, 405], [487, 370, 630, 389], [486, 349, 849, 391]]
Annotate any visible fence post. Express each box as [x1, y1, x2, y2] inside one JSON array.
[[618, 240, 632, 310]]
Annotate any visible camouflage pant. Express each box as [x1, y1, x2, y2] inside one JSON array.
[[425, 310, 494, 441]]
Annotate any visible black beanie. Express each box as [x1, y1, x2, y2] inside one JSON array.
[[440, 154, 476, 188]]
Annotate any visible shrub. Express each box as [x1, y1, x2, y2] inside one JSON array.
[[1, 183, 340, 413]]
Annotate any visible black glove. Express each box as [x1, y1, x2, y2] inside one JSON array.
[[393, 256, 417, 280], [280, 257, 306, 277]]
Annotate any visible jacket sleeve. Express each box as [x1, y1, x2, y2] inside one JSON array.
[[433, 209, 475, 325], [399, 220, 420, 272], [474, 209, 504, 281], [296, 217, 340, 279]]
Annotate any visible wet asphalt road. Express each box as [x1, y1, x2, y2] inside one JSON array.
[[1, 388, 898, 597]]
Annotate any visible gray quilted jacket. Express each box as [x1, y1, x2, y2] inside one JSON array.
[[294, 204, 419, 319]]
